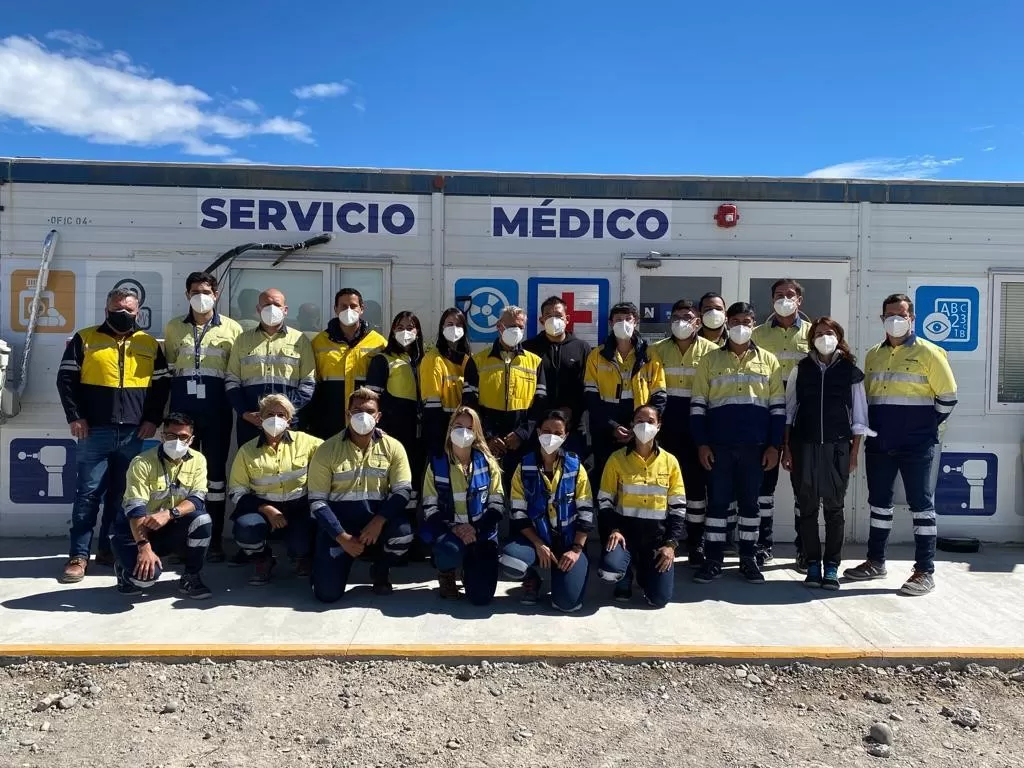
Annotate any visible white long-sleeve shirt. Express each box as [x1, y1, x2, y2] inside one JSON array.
[[785, 354, 875, 437]]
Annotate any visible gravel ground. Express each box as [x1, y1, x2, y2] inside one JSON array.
[[1, 659, 1023, 768]]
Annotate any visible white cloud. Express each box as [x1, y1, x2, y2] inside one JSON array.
[[223, 156, 254, 164], [983, 146, 996, 152], [232, 98, 260, 114], [45, 29, 102, 51], [969, 124, 995, 132], [805, 155, 963, 180], [292, 81, 349, 99], [353, 97, 366, 114], [0, 34, 315, 157]]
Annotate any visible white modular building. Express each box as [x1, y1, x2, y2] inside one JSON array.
[[1, 158, 1022, 545]]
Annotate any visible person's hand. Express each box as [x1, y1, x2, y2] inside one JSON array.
[[781, 446, 793, 472], [134, 544, 161, 582], [762, 446, 779, 471], [698, 445, 715, 471], [243, 411, 263, 426], [534, 542, 556, 569], [504, 433, 522, 452], [849, 450, 859, 474], [558, 549, 580, 573], [260, 504, 288, 530], [614, 426, 631, 443], [358, 515, 386, 546], [337, 533, 365, 558], [69, 419, 89, 440], [606, 530, 626, 552], [137, 421, 157, 439], [452, 523, 477, 545], [140, 510, 172, 531], [655, 546, 675, 573], [487, 437, 506, 457]]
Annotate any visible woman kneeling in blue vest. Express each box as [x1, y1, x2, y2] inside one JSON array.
[[422, 406, 505, 605], [499, 410, 594, 612]]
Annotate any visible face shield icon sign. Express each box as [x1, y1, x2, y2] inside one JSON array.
[[9, 439, 77, 503]]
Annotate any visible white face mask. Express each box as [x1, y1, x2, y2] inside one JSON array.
[[349, 411, 377, 435], [632, 422, 659, 444], [260, 305, 285, 327], [262, 415, 288, 437], [538, 433, 565, 454], [501, 326, 524, 347], [814, 334, 838, 356], [189, 293, 215, 314], [702, 309, 726, 330], [544, 317, 567, 337], [162, 439, 190, 460], [450, 427, 476, 449], [884, 315, 911, 338], [728, 325, 753, 344], [338, 308, 360, 327], [671, 319, 695, 340], [612, 320, 635, 340], [774, 297, 798, 317], [395, 329, 417, 347], [442, 325, 465, 343]]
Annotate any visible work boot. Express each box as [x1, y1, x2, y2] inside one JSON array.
[[755, 547, 774, 567], [178, 573, 212, 600], [370, 562, 394, 596], [438, 570, 461, 599], [113, 561, 141, 595], [843, 560, 887, 581], [693, 560, 723, 584], [738, 557, 766, 584], [687, 544, 706, 569], [520, 568, 542, 606], [59, 557, 88, 584], [899, 571, 935, 596], [94, 549, 116, 568], [249, 553, 276, 586]]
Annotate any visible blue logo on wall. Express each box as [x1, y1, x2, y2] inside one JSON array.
[[936, 452, 997, 516], [914, 286, 979, 352], [454, 279, 519, 342], [9, 439, 77, 504]]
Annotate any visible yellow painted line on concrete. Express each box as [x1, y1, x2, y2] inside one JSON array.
[[1, 644, 1023, 662]]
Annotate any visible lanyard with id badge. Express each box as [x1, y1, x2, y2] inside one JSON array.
[[187, 322, 210, 400]]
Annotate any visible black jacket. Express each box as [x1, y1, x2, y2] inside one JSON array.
[[524, 332, 591, 431], [791, 355, 864, 444]]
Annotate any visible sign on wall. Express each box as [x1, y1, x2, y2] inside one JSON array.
[[8, 269, 76, 334], [527, 277, 609, 345], [913, 285, 980, 354], [8, 438, 77, 504], [936, 451, 997, 516], [490, 198, 671, 240], [86, 262, 172, 331], [453, 278, 520, 343]]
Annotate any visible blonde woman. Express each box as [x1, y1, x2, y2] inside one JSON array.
[[421, 406, 505, 604]]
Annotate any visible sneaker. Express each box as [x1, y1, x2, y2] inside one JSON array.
[[370, 563, 394, 596], [687, 546, 706, 569], [113, 562, 141, 595], [520, 569, 542, 606], [59, 557, 88, 584], [693, 561, 723, 584], [613, 581, 633, 602], [206, 547, 226, 564], [553, 599, 583, 613], [755, 547, 774, 567], [438, 570, 461, 599], [843, 560, 887, 581], [294, 556, 312, 578], [178, 573, 212, 600], [227, 549, 254, 568], [793, 552, 809, 575], [248, 555, 276, 586], [804, 562, 823, 588], [94, 550, 116, 568], [899, 571, 935, 596], [739, 557, 766, 584], [821, 564, 841, 591]]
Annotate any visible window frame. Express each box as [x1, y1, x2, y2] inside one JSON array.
[[987, 271, 1024, 413]]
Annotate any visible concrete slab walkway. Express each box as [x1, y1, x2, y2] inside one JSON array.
[[2, 540, 1023, 664]]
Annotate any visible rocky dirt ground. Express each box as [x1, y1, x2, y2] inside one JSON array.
[[1, 659, 1023, 768]]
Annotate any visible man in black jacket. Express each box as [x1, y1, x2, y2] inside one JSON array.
[[524, 296, 591, 459]]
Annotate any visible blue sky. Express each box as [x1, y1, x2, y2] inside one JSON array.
[[1, 1, 1022, 180]]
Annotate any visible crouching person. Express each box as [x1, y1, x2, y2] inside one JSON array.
[[421, 407, 504, 605], [229, 394, 324, 585], [110, 412, 212, 599], [596, 405, 685, 608], [500, 410, 594, 612], [307, 388, 414, 601]]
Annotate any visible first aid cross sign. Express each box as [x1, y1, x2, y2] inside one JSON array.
[[527, 277, 609, 345]]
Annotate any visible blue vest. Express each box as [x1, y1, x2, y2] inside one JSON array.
[[520, 451, 580, 550], [427, 451, 496, 542]]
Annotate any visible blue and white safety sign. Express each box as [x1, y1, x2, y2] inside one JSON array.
[[528, 278, 609, 345], [914, 285, 979, 352], [936, 452, 997, 516], [9, 438, 77, 504], [454, 278, 520, 342]]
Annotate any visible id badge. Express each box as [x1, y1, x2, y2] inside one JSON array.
[[196, 384, 207, 400], [187, 380, 198, 395]]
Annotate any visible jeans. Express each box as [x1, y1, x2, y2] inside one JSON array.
[[865, 444, 938, 574], [704, 444, 765, 561], [433, 534, 500, 606], [500, 538, 590, 611], [598, 541, 673, 608], [110, 509, 212, 587], [232, 498, 313, 559], [69, 425, 143, 558]]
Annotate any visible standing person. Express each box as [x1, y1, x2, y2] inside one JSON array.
[[229, 395, 324, 585], [306, 288, 387, 439], [473, 306, 547, 480], [691, 302, 785, 585], [782, 318, 871, 591], [596, 405, 685, 607], [421, 407, 505, 605], [226, 289, 316, 448], [844, 294, 958, 596], [56, 287, 170, 583], [650, 300, 717, 566], [307, 388, 414, 601], [163, 271, 242, 562], [698, 292, 728, 348], [500, 410, 594, 612], [421, 308, 479, 458], [751, 278, 812, 567], [584, 302, 667, 542], [110, 413, 212, 599], [523, 296, 591, 458]]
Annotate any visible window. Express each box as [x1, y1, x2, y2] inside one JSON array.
[[993, 276, 1024, 407], [337, 267, 386, 333], [228, 267, 329, 335]]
